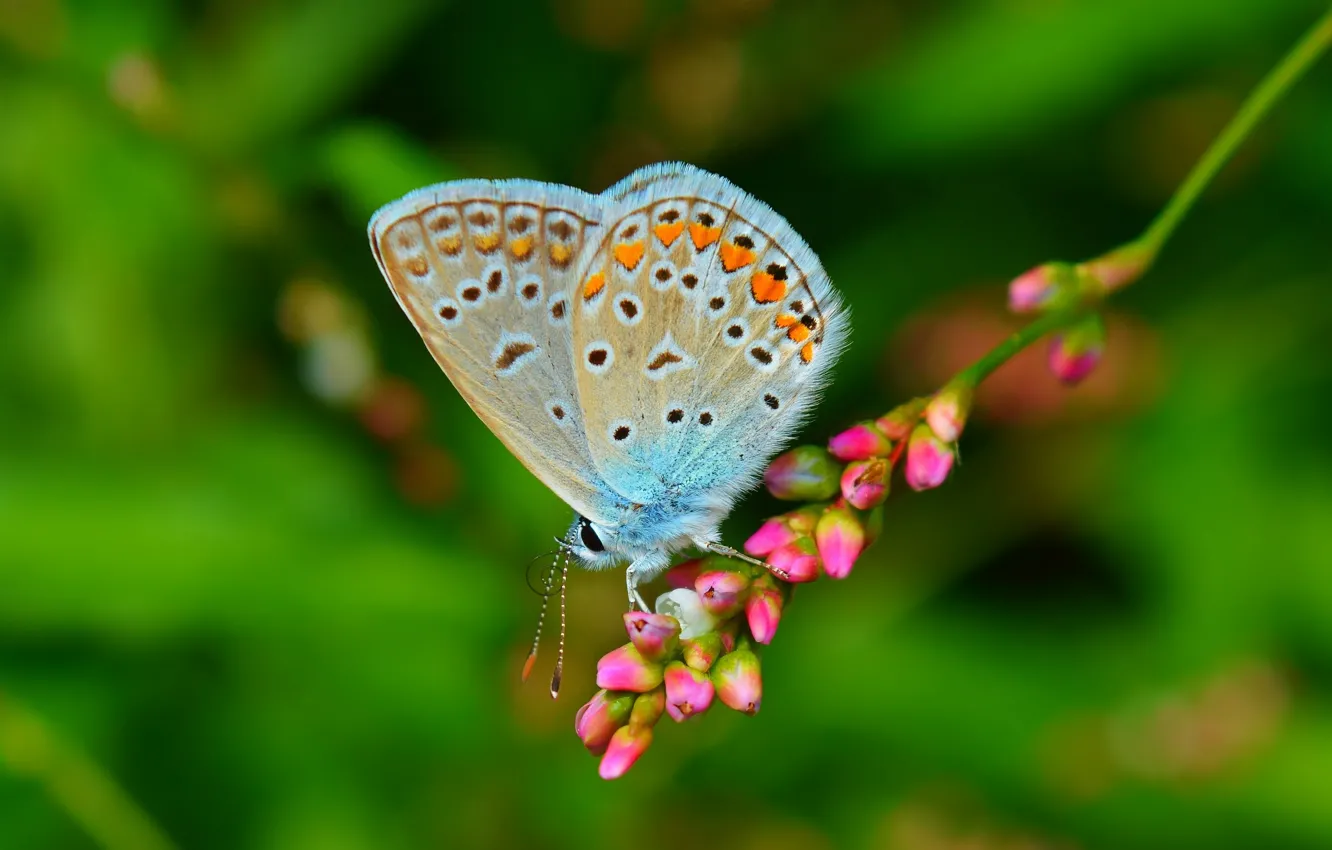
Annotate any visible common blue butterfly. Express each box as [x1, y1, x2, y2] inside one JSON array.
[[368, 163, 849, 613]]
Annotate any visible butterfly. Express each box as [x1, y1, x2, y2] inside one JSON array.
[[368, 162, 848, 614]]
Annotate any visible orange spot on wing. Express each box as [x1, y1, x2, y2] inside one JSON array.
[[689, 222, 721, 251], [787, 323, 811, 343], [405, 257, 428, 276], [654, 221, 685, 247], [583, 271, 606, 300], [437, 236, 462, 256], [549, 243, 573, 266], [614, 241, 645, 271], [774, 313, 798, 328], [751, 272, 787, 303], [474, 233, 501, 254], [721, 242, 757, 273], [510, 236, 533, 260], [800, 342, 815, 363]]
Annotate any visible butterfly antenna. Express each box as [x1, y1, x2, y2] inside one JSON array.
[[550, 551, 570, 699], [522, 554, 560, 684]]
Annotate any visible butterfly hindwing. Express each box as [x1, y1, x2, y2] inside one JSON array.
[[571, 164, 849, 511], [369, 179, 624, 523]]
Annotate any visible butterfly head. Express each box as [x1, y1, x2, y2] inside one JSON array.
[[565, 514, 622, 569]]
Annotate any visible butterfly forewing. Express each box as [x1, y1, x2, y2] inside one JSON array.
[[369, 180, 621, 523], [570, 165, 848, 508]]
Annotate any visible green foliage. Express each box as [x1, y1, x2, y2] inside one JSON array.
[[2, 1, 1330, 848]]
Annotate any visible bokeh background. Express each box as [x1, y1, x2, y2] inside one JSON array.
[[3, 0, 1332, 848]]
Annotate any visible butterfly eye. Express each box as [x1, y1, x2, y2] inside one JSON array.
[[578, 517, 605, 552]]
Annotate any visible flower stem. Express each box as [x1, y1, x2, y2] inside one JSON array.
[[953, 6, 1332, 391], [1135, 5, 1332, 261], [0, 693, 179, 850], [955, 308, 1084, 387]]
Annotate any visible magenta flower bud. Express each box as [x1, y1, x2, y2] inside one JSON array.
[[575, 689, 635, 755], [816, 503, 866, 579], [694, 569, 751, 618], [840, 457, 889, 511], [1008, 262, 1071, 313], [1047, 313, 1106, 385], [904, 424, 955, 491], [745, 587, 784, 644], [663, 661, 715, 721], [681, 632, 723, 672], [768, 537, 821, 583], [596, 644, 664, 693], [712, 648, 763, 716], [828, 422, 892, 462], [924, 383, 972, 443], [764, 445, 841, 501], [744, 517, 797, 557], [622, 612, 680, 662], [664, 557, 705, 590], [598, 724, 653, 780]]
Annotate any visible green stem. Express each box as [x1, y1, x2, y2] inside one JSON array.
[[948, 6, 1332, 393], [0, 693, 179, 850], [956, 308, 1084, 387], [1136, 4, 1332, 260]]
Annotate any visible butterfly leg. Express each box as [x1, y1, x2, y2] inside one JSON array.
[[625, 549, 670, 611], [701, 541, 791, 582]]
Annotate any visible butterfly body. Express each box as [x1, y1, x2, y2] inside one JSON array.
[[370, 163, 848, 608]]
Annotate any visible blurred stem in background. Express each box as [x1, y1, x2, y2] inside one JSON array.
[[953, 3, 1332, 396], [0, 694, 179, 850]]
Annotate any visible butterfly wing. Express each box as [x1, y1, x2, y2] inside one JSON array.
[[569, 163, 849, 510], [369, 179, 626, 524]]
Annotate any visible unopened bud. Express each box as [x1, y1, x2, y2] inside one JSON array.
[[623, 612, 680, 662], [663, 661, 715, 721], [828, 422, 892, 461], [695, 569, 751, 618], [1047, 313, 1105, 385], [768, 536, 821, 583], [924, 383, 972, 443], [764, 446, 841, 501], [840, 457, 890, 510], [598, 724, 652, 780], [904, 423, 955, 491], [596, 644, 664, 693], [816, 502, 866, 579], [575, 689, 635, 755], [712, 648, 763, 716]]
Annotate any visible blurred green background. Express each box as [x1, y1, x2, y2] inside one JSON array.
[[3, 1, 1332, 848]]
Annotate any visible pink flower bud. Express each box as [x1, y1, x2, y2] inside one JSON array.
[[924, 383, 972, 443], [875, 398, 925, 441], [695, 569, 751, 618], [827, 422, 892, 462], [904, 424, 954, 491], [764, 445, 841, 501], [599, 724, 653, 780], [840, 457, 889, 510], [622, 611, 680, 661], [744, 518, 798, 557], [1008, 262, 1062, 313], [575, 689, 635, 755], [712, 648, 763, 716], [664, 558, 706, 590], [1047, 313, 1106, 385], [816, 503, 866, 579], [768, 537, 821, 583], [681, 632, 723, 672], [745, 587, 784, 644], [596, 644, 664, 693], [663, 661, 715, 721]]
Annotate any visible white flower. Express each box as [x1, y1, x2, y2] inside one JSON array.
[[654, 589, 719, 639]]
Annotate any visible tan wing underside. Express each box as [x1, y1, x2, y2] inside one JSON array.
[[371, 188, 617, 522]]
